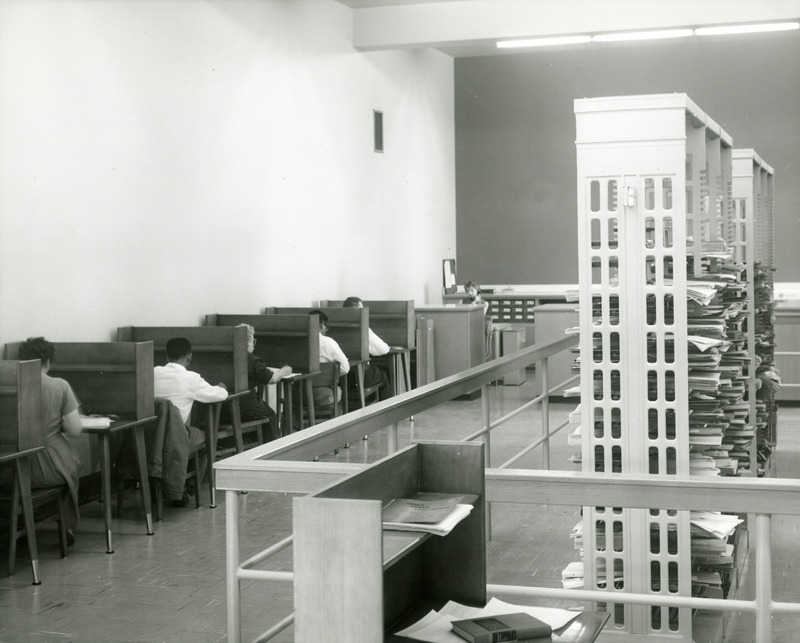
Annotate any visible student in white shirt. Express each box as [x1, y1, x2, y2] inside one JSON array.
[[153, 337, 228, 505], [309, 310, 350, 376], [342, 296, 391, 399]]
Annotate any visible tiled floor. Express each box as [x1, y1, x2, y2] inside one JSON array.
[[1, 382, 798, 642]]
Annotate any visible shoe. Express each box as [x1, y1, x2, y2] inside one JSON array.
[[171, 492, 190, 508], [66, 529, 75, 546]]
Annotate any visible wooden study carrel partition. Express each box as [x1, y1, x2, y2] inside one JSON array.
[[204, 314, 320, 376], [293, 441, 485, 642]]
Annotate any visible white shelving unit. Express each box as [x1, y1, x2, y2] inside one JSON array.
[[732, 149, 777, 474], [574, 94, 748, 641]]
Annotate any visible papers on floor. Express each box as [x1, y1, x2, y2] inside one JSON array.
[[395, 597, 579, 643], [79, 415, 112, 429], [383, 493, 476, 536]]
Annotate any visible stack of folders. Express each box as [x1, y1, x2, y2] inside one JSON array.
[[382, 493, 476, 537], [685, 245, 754, 478]]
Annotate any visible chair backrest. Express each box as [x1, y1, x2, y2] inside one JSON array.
[[309, 362, 341, 415]]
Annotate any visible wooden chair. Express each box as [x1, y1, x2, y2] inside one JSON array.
[[6, 485, 68, 576], [1, 358, 67, 583], [118, 398, 208, 520], [296, 362, 342, 428], [345, 371, 381, 413], [215, 386, 271, 458]]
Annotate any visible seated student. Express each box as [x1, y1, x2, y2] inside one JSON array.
[[342, 296, 391, 398], [17, 337, 83, 545], [153, 337, 228, 506], [462, 280, 489, 311], [219, 324, 291, 442], [308, 309, 349, 407]]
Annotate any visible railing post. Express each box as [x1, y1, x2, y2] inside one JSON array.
[[541, 357, 550, 470], [226, 489, 241, 643], [755, 512, 773, 643], [388, 422, 398, 453], [482, 383, 492, 541]]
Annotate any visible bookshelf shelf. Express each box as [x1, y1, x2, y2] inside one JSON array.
[[293, 441, 486, 642], [574, 94, 757, 641]]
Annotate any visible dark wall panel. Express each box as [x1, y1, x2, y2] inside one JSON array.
[[455, 33, 800, 284]]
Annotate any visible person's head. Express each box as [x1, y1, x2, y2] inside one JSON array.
[[342, 296, 363, 308], [309, 309, 329, 334], [238, 323, 256, 353], [19, 337, 55, 370], [465, 280, 480, 298], [165, 337, 192, 364]]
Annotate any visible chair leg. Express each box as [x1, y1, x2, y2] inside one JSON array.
[[115, 466, 125, 520], [8, 473, 20, 577], [56, 490, 68, 558], [193, 453, 202, 509]]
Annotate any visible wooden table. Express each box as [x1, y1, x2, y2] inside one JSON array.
[[277, 371, 319, 434], [82, 416, 156, 553], [1, 445, 46, 584]]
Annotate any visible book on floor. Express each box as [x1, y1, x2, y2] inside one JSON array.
[[451, 612, 551, 643]]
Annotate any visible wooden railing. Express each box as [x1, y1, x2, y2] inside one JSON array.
[[214, 334, 800, 643]]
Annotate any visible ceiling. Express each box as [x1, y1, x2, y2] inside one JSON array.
[[334, 0, 800, 57]]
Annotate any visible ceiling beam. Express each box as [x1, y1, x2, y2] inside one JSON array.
[[349, 0, 800, 54]]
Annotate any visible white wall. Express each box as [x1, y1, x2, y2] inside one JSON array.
[[0, 0, 456, 343]]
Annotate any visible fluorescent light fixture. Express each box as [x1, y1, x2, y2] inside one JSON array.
[[497, 35, 591, 49], [593, 28, 693, 42], [695, 21, 799, 36]]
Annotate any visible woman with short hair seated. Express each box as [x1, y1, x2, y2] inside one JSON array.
[[19, 336, 83, 544]]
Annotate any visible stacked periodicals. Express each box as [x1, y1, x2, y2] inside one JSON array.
[[686, 247, 754, 477], [753, 261, 780, 475], [689, 512, 743, 600]]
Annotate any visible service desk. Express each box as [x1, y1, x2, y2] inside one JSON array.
[[416, 305, 486, 382]]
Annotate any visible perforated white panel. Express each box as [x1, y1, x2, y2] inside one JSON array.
[[575, 94, 742, 641]]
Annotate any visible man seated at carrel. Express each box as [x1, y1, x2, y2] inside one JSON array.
[[153, 337, 228, 506]]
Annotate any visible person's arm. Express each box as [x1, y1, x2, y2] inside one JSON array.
[[191, 373, 229, 403], [250, 356, 276, 385], [330, 341, 351, 375], [269, 365, 293, 383], [62, 409, 83, 436], [368, 328, 390, 356], [61, 381, 82, 436]]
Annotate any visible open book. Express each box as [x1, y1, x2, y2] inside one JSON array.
[[79, 415, 112, 429]]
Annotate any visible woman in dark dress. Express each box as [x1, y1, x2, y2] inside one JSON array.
[[239, 324, 292, 441]]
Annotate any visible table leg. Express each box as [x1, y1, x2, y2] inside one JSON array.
[[388, 355, 398, 397], [226, 489, 241, 643], [357, 363, 366, 408], [298, 381, 305, 429], [132, 425, 154, 536], [285, 383, 294, 434], [402, 351, 412, 392], [304, 379, 315, 427], [14, 458, 41, 584], [230, 398, 244, 453], [204, 405, 218, 508], [97, 434, 114, 553]]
